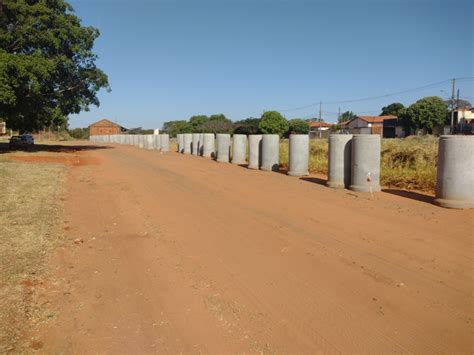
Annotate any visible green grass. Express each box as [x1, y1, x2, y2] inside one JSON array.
[[280, 136, 438, 192], [0, 157, 65, 352]]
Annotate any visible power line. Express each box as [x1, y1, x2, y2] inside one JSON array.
[[273, 77, 474, 112]]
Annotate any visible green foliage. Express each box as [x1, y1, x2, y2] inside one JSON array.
[[380, 102, 405, 116], [203, 113, 233, 133], [163, 114, 233, 135], [406, 96, 448, 132], [338, 111, 356, 123], [163, 120, 191, 137], [189, 115, 209, 132], [286, 118, 309, 136], [0, 0, 110, 132], [258, 111, 289, 137], [68, 127, 89, 139], [126, 127, 154, 135], [233, 118, 260, 134]]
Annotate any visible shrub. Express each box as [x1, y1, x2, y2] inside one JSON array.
[[286, 119, 309, 136], [233, 118, 261, 135]]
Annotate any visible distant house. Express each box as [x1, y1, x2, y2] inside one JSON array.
[[0, 121, 6, 135], [89, 119, 127, 136], [343, 115, 402, 138], [309, 121, 333, 138]]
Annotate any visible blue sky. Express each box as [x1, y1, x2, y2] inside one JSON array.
[[69, 0, 474, 128]]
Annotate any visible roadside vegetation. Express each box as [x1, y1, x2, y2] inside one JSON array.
[[0, 155, 65, 352]]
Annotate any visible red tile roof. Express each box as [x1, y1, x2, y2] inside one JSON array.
[[357, 115, 397, 123], [309, 121, 333, 128]]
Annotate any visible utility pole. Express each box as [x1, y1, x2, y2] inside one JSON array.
[[318, 101, 322, 138], [450, 78, 456, 134]]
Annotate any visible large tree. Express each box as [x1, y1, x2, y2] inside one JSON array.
[[258, 111, 289, 137], [406, 96, 448, 132], [380, 102, 405, 116], [0, 0, 109, 132]]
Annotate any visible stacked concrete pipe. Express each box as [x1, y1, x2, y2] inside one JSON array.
[[192, 134, 200, 156], [434, 136, 474, 209], [202, 133, 215, 158], [199, 133, 204, 155], [146, 135, 155, 150], [327, 134, 353, 188], [177, 134, 183, 153], [183, 133, 192, 154], [261, 134, 280, 172], [154, 134, 161, 150], [349, 134, 381, 193], [288, 134, 309, 177], [231, 134, 247, 165], [160, 134, 170, 152], [248, 135, 263, 170], [216, 134, 231, 163]]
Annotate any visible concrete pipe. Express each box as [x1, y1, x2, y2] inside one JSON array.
[[248, 135, 263, 169], [261, 134, 280, 172], [138, 135, 146, 149], [202, 133, 215, 158], [216, 134, 231, 163], [231, 134, 247, 165], [183, 133, 192, 154], [192, 133, 200, 156], [198, 133, 204, 156], [288, 134, 309, 177], [177, 134, 183, 152], [434, 136, 474, 209], [160, 134, 170, 152], [349, 134, 381, 193], [327, 134, 353, 188], [146, 135, 155, 150], [153, 134, 161, 150]]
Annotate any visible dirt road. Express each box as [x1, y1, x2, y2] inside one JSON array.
[[29, 142, 473, 353]]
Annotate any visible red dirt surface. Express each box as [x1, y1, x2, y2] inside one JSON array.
[[8, 154, 100, 166], [28, 142, 473, 353]]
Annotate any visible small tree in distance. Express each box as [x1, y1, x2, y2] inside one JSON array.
[[258, 111, 289, 137], [338, 111, 356, 123], [286, 119, 309, 136]]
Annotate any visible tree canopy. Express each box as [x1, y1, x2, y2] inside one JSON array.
[[233, 118, 261, 135], [0, 0, 110, 132], [163, 114, 233, 136], [380, 103, 405, 116], [258, 111, 289, 137], [286, 118, 309, 136], [338, 111, 356, 123], [406, 96, 448, 132]]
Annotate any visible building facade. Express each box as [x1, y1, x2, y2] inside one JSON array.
[[89, 119, 126, 136]]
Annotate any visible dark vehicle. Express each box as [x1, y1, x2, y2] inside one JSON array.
[[9, 134, 35, 150]]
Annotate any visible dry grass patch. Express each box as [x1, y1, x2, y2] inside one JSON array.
[[0, 157, 65, 352], [279, 137, 438, 192]]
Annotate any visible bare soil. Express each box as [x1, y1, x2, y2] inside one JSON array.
[[21, 142, 474, 353]]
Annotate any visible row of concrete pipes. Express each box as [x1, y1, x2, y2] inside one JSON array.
[[176, 133, 473, 209], [89, 134, 170, 151]]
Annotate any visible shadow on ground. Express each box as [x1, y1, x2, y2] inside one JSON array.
[[382, 188, 434, 204], [299, 176, 328, 187], [0, 142, 112, 154]]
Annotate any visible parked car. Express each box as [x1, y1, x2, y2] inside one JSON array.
[[9, 134, 35, 150]]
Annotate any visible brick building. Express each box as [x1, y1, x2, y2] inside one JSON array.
[[89, 119, 126, 136], [342, 115, 401, 137]]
